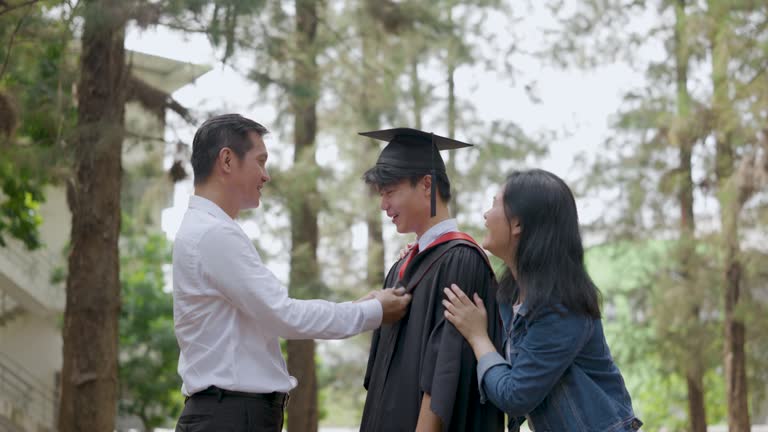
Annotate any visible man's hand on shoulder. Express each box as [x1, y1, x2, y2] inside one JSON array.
[[373, 287, 412, 325]]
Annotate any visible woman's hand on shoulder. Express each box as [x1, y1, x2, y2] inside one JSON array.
[[442, 284, 496, 358]]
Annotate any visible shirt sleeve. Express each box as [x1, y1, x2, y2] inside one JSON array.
[[477, 309, 594, 416], [198, 223, 382, 339]]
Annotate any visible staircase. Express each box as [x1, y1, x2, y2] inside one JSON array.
[[0, 352, 55, 432], [0, 292, 24, 327], [0, 238, 64, 316]]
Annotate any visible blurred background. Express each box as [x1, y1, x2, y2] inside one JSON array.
[[0, 0, 766, 431]]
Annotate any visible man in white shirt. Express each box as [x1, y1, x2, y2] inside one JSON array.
[[173, 114, 411, 432]]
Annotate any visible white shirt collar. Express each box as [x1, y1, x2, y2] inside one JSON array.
[[417, 218, 458, 252], [189, 195, 235, 223]]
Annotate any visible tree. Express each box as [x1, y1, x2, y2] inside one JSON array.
[[544, 0, 714, 428], [169, 2, 329, 428], [672, 1, 706, 429], [367, 0, 545, 222], [324, 0, 405, 292], [1, 3, 196, 429], [59, 1, 127, 429], [356, 0, 388, 290], [118, 219, 181, 431], [58, 0, 205, 428], [705, 1, 768, 428], [585, 240, 725, 431], [315, 0, 546, 423], [220, 0, 329, 428], [546, 1, 768, 429], [285, 1, 323, 429], [0, 0, 78, 250]]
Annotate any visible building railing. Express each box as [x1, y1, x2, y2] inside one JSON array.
[[0, 352, 56, 430], [0, 238, 64, 313]]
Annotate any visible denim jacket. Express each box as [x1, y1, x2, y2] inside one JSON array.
[[476, 302, 643, 432]]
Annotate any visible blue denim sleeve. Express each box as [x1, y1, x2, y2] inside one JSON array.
[[476, 351, 508, 403], [478, 310, 594, 417]]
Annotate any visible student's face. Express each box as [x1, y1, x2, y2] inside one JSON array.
[[230, 132, 271, 210], [482, 186, 520, 261], [378, 178, 430, 235]]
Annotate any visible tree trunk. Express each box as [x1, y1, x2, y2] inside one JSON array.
[[686, 376, 707, 432], [286, 0, 320, 430], [410, 59, 423, 130], [286, 338, 318, 432], [708, 0, 751, 429], [674, 2, 707, 430], [366, 197, 384, 288], [722, 231, 749, 432], [360, 8, 384, 289], [445, 8, 459, 217], [59, 1, 126, 431]]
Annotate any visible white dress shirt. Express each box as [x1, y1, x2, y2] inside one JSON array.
[[173, 195, 383, 396], [417, 218, 459, 252]]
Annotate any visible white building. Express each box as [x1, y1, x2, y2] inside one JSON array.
[[0, 50, 207, 432]]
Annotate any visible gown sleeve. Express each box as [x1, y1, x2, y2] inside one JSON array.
[[364, 327, 381, 390], [364, 263, 402, 390], [419, 246, 498, 427]]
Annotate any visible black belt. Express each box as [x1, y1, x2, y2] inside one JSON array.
[[189, 386, 289, 408]]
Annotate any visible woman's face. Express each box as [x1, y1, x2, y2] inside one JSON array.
[[482, 186, 520, 263]]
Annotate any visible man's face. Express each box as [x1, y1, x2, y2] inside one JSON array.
[[378, 177, 430, 235], [230, 132, 270, 210]]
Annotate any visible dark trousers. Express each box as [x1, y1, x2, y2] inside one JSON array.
[[175, 391, 285, 432]]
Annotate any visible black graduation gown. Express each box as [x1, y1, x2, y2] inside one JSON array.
[[360, 238, 505, 432]]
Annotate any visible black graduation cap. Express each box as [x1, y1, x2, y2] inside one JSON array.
[[359, 127, 473, 217]]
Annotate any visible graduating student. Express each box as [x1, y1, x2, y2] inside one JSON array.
[[359, 128, 504, 432]]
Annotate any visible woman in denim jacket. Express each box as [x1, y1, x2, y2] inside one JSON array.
[[443, 169, 642, 432]]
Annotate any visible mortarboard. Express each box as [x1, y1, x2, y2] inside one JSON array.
[[359, 127, 473, 217]]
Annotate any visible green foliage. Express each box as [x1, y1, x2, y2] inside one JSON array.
[[586, 241, 728, 430], [0, 2, 78, 250], [315, 337, 370, 426], [118, 217, 182, 429], [550, 0, 768, 427], [0, 158, 44, 249], [153, 0, 272, 65]]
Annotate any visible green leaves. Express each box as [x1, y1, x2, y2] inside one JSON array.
[[118, 219, 181, 429], [0, 2, 77, 250], [0, 157, 44, 249], [564, 1, 768, 427], [587, 240, 726, 429]]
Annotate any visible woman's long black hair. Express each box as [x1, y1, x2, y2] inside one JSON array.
[[497, 169, 601, 319]]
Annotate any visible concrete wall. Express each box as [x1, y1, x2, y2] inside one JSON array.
[[0, 312, 60, 430], [37, 185, 71, 261], [0, 312, 61, 390]]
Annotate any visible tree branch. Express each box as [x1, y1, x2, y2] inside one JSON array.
[[744, 61, 768, 87], [125, 75, 195, 124], [0, 0, 39, 17], [124, 130, 166, 143], [157, 20, 210, 34], [732, 132, 768, 207], [248, 70, 293, 91], [0, 3, 31, 81]]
